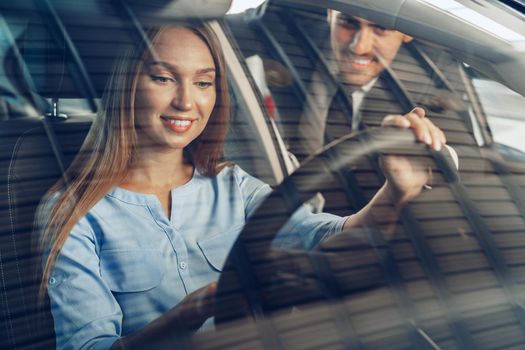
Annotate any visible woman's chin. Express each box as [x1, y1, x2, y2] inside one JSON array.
[[164, 138, 192, 150], [137, 138, 189, 152]]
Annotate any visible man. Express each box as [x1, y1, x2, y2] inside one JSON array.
[[294, 10, 413, 158], [295, 9, 458, 215], [297, 10, 419, 157]]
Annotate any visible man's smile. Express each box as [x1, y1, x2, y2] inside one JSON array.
[[341, 52, 376, 71]]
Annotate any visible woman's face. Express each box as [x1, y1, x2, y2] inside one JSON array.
[[134, 27, 217, 151]]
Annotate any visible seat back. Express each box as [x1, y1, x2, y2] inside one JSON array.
[[0, 116, 91, 349]]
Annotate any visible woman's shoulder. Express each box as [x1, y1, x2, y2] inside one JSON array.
[[37, 189, 113, 236], [215, 163, 263, 185], [214, 163, 272, 201], [39, 190, 108, 215]]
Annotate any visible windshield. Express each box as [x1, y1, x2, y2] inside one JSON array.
[[1, 1, 525, 349]]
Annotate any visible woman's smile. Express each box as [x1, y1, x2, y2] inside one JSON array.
[[160, 115, 196, 133]]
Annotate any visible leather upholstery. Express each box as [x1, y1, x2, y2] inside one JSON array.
[[0, 116, 91, 350]]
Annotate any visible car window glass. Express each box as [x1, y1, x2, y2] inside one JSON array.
[[2, 1, 525, 349], [472, 78, 525, 153]]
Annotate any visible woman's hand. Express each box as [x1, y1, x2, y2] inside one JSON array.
[[111, 282, 217, 350], [172, 281, 217, 332], [380, 107, 446, 206]]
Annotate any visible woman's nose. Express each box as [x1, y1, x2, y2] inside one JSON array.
[[349, 26, 374, 55], [172, 83, 193, 111]]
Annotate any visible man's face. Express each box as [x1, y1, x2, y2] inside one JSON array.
[[328, 10, 413, 87]]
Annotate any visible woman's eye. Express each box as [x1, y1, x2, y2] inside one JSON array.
[[195, 81, 213, 88], [150, 75, 173, 84]]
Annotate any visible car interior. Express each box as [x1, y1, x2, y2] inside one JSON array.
[[1, 0, 525, 349], [209, 2, 525, 348]]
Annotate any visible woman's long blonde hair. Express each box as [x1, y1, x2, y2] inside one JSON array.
[[39, 22, 230, 298]]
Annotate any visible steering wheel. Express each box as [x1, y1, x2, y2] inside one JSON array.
[[212, 128, 459, 337]]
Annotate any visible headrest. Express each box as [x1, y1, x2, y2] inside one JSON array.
[[7, 0, 232, 103]]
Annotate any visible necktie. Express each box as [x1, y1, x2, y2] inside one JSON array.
[[324, 92, 355, 145]]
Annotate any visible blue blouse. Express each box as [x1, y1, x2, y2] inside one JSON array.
[[44, 165, 346, 350]]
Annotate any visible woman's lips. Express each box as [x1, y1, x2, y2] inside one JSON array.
[[161, 116, 195, 133]]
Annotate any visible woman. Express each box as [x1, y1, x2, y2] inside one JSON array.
[[39, 22, 445, 350]]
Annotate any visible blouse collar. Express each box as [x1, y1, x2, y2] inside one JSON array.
[[106, 168, 206, 205]]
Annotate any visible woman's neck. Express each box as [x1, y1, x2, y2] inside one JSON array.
[[121, 147, 193, 191]]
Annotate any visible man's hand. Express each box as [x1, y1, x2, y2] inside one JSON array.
[[380, 107, 446, 205], [382, 107, 446, 151]]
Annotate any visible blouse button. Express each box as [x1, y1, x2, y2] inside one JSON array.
[[179, 261, 187, 270], [49, 277, 57, 285]]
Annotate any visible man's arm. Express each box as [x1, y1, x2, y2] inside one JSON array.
[[342, 107, 447, 235]]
